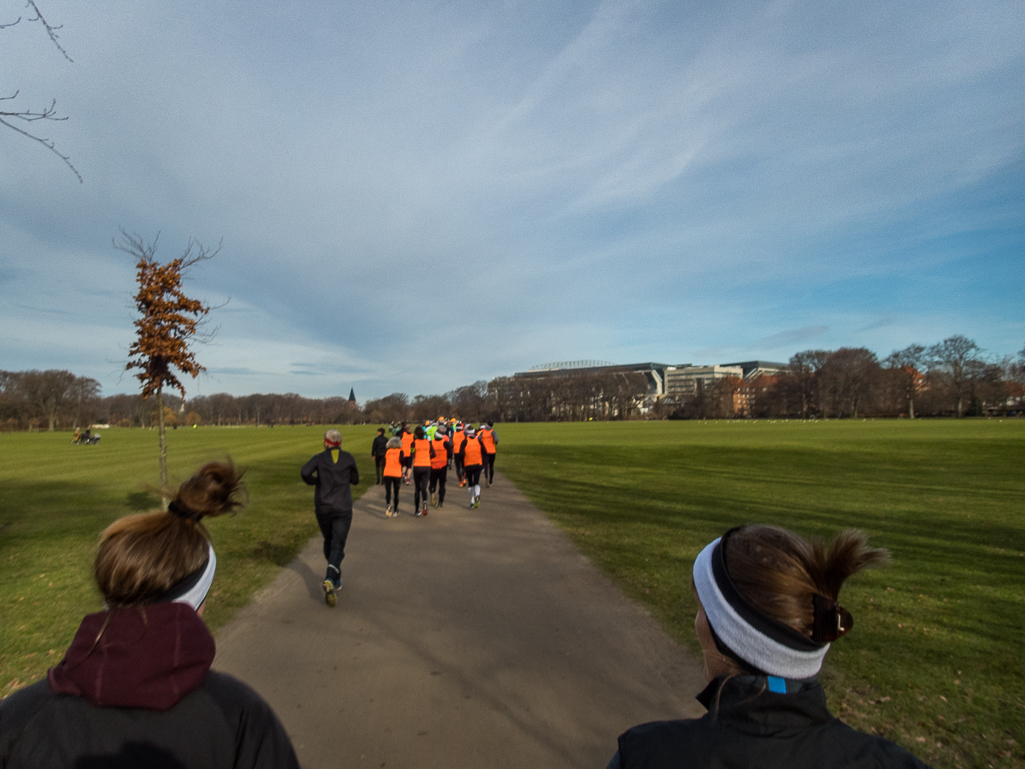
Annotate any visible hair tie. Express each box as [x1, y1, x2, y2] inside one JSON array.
[[811, 594, 853, 643], [168, 500, 197, 520]]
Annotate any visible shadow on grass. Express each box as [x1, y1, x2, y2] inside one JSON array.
[[251, 539, 300, 567], [125, 491, 162, 511]]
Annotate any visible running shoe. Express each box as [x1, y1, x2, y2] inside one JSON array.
[[472, 499, 480, 509], [430, 492, 437, 507], [385, 503, 393, 516], [421, 506, 429, 516], [323, 579, 337, 607]]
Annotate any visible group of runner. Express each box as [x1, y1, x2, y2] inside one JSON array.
[[372, 419, 498, 517]]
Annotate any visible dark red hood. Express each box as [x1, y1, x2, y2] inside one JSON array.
[[48, 602, 216, 712]]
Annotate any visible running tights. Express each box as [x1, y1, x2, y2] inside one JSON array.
[[429, 467, 447, 506], [384, 477, 400, 510], [413, 466, 431, 510]]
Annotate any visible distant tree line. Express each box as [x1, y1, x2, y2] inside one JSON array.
[[0, 375, 361, 432], [668, 336, 1025, 420], [363, 369, 651, 424], [1, 370, 101, 432], [3, 336, 1022, 431]]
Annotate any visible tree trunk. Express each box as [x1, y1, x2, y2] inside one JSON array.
[[909, 394, 915, 420], [157, 388, 169, 508]]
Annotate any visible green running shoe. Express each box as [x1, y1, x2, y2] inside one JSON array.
[[323, 579, 337, 607]]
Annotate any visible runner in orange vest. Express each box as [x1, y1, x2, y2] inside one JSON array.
[[451, 422, 467, 487], [398, 422, 415, 485], [428, 427, 451, 509], [411, 426, 435, 516], [479, 421, 498, 487], [457, 425, 486, 509], [382, 436, 405, 516]]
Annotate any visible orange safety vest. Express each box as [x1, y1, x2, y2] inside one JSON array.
[[412, 438, 434, 467], [430, 438, 449, 469], [383, 447, 404, 477], [452, 430, 466, 454], [400, 431, 415, 454], [480, 428, 496, 454], [462, 436, 483, 466]]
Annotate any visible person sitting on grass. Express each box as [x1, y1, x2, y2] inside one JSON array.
[[608, 524, 930, 769], [0, 461, 299, 769]]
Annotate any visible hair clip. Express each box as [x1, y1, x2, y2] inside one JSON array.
[[811, 593, 853, 643]]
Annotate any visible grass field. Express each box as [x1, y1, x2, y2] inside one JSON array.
[[0, 425, 379, 698], [496, 419, 1024, 769], [2, 420, 1023, 768]]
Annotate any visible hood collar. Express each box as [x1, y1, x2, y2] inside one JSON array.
[[48, 602, 215, 711]]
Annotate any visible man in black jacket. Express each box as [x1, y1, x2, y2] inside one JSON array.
[[371, 427, 388, 484], [301, 429, 360, 607]]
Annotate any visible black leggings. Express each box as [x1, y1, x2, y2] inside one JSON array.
[[484, 453, 496, 483], [413, 467, 431, 509], [429, 466, 447, 505], [384, 477, 400, 509], [464, 465, 482, 488], [316, 510, 353, 579]]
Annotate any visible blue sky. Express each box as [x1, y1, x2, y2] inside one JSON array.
[[1, 0, 1022, 400]]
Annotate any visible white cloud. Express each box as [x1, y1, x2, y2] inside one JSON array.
[[1, 0, 1022, 398]]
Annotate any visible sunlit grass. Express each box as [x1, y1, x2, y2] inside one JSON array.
[[0, 425, 378, 697], [3, 419, 1022, 768], [496, 419, 1025, 769]]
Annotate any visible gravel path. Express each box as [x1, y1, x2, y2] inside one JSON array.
[[214, 471, 705, 769]]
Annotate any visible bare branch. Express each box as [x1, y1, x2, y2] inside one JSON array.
[[1, 3, 80, 179], [0, 114, 82, 182], [25, 0, 72, 62], [113, 228, 160, 261]]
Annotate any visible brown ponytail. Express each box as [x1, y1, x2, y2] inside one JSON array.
[[722, 525, 889, 641], [95, 461, 246, 607]]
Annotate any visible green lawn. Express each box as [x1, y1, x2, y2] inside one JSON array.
[[2, 420, 1022, 768], [496, 419, 1025, 769], [0, 425, 379, 698]]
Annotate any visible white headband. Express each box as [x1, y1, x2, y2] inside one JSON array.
[[169, 542, 217, 611], [693, 537, 828, 679]]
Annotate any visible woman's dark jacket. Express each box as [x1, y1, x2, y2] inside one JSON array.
[[0, 603, 299, 769], [613, 674, 930, 769]]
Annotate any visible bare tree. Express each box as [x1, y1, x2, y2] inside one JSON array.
[[18, 369, 78, 430], [928, 336, 982, 418], [788, 350, 831, 418], [1, 1, 81, 181], [819, 348, 879, 418]]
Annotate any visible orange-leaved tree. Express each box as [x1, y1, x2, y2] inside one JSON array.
[[117, 229, 221, 497]]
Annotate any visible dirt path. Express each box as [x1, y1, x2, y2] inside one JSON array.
[[213, 472, 705, 769]]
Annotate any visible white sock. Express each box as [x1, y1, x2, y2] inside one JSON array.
[[474, 484, 481, 499]]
